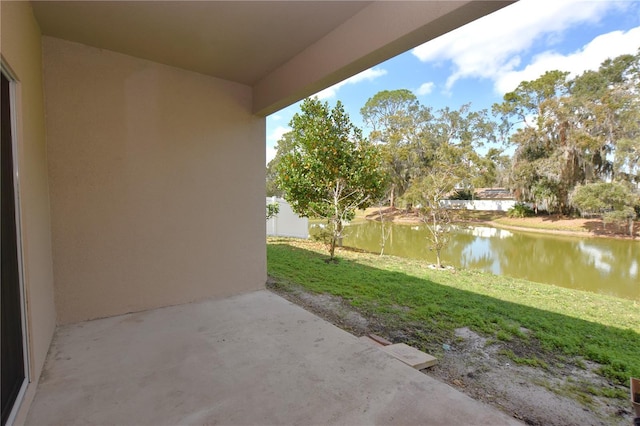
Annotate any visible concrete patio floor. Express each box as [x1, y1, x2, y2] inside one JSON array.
[[25, 290, 521, 425]]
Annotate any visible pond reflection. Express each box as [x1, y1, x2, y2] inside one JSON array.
[[310, 221, 640, 301]]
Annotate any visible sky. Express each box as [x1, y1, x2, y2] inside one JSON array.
[[265, 0, 640, 165]]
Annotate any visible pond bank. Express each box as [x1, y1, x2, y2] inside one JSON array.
[[359, 207, 639, 240]]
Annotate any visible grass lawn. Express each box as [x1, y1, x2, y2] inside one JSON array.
[[267, 238, 640, 388]]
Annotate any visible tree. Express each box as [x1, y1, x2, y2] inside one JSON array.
[[570, 182, 638, 237], [473, 147, 511, 188], [403, 157, 460, 268], [493, 70, 581, 214], [266, 132, 296, 197], [569, 50, 640, 183], [426, 104, 495, 193], [598, 52, 639, 183], [494, 51, 640, 214], [362, 91, 497, 209], [361, 89, 432, 207], [276, 98, 386, 260], [398, 103, 496, 267]]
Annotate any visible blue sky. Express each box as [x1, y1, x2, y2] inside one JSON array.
[[266, 0, 640, 164]]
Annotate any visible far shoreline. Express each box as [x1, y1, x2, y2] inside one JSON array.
[[482, 220, 637, 240], [358, 207, 639, 241]]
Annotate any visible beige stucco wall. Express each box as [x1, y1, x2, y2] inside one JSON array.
[[42, 37, 266, 325], [0, 1, 57, 421]]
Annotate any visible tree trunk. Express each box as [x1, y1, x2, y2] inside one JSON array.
[[629, 217, 634, 238], [330, 185, 341, 260], [378, 206, 386, 256], [433, 212, 441, 268], [329, 231, 337, 260], [389, 184, 396, 208], [329, 217, 343, 260]]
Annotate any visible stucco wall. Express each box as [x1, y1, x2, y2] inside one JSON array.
[[0, 1, 57, 421], [42, 37, 266, 324]]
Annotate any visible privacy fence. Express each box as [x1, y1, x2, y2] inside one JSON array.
[[266, 197, 309, 239]]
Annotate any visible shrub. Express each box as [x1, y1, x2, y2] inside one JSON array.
[[507, 203, 535, 218], [266, 202, 280, 220]]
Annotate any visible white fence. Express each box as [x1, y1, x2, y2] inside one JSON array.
[[440, 199, 518, 212], [266, 197, 309, 239]]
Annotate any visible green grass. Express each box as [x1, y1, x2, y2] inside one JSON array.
[[267, 238, 640, 386], [498, 348, 550, 369]]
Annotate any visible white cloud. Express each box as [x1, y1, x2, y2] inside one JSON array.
[[265, 125, 291, 164], [415, 82, 435, 96], [267, 125, 290, 143], [266, 145, 277, 165], [314, 67, 387, 99], [271, 114, 283, 121], [497, 26, 640, 93], [314, 87, 338, 100], [411, 0, 629, 92]]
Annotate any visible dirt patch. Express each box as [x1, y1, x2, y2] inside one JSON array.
[[268, 279, 635, 426], [364, 206, 425, 224], [433, 327, 630, 426]]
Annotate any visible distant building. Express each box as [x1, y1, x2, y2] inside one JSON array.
[[443, 188, 517, 212], [473, 188, 514, 200]]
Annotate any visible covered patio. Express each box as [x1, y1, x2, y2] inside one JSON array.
[[25, 291, 518, 425], [1, 1, 514, 424]]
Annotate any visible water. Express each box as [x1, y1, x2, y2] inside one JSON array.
[[310, 220, 640, 301]]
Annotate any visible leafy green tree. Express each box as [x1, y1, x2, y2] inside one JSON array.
[[266, 132, 296, 197], [426, 104, 495, 193], [402, 104, 496, 267], [361, 89, 430, 207], [494, 51, 640, 214], [493, 70, 581, 214], [403, 157, 460, 268], [276, 98, 386, 260], [362, 91, 497, 210], [473, 147, 511, 188], [616, 137, 640, 184], [570, 182, 638, 236], [569, 50, 640, 182]]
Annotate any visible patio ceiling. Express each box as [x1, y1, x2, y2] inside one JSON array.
[[31, 1, 371, 86], [31, 1, 513, 115]]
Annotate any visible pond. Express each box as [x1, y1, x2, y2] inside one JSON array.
[[310, 220, 640, 301]]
